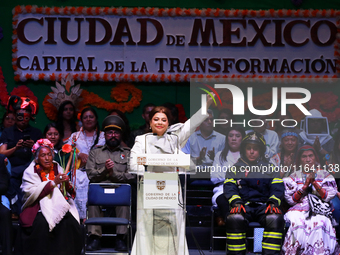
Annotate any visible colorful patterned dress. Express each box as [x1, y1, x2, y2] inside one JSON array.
[[67, 131, 105, 219], [282, 170, 339, 255]]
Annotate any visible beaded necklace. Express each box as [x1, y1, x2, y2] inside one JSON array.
[[83, 129, 96, 152], [37, 164, 55, 181]]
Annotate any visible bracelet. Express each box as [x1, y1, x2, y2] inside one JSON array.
[[316, 186, 322, 192], [293, 192, 300, 202], [297, 189, 303, 196]]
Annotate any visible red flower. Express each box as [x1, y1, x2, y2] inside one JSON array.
[[62, 144, 72, 153]]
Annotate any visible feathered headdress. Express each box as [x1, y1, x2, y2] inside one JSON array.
[[47, 74, 83, 110]]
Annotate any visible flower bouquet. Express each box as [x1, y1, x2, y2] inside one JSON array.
[[58, 141, 80, 199]]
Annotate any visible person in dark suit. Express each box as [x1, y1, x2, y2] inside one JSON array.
[[0, 96, 42, 217]]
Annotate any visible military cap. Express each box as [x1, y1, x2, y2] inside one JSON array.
[[102, 115, 126, 133]]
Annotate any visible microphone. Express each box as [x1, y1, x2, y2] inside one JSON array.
[[144, 133, 158, 171], [166, 131, 180, 173]]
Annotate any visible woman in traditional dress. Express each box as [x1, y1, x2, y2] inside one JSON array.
[[210, 126, 245, 226], [329, 130, 340, 236], [129, 96, 213, 255], [270, 128, 300, 178], [19, 139, 82, 255], [282, 145, 340, 255], [66, 107, 105, 221]]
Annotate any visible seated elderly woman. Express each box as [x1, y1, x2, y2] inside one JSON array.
[[282, 145, 340, 255], [19, 139, 82, 255]]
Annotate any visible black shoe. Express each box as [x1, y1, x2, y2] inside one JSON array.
[[87, 235, 101, 251], [115, 238, 128, 251]]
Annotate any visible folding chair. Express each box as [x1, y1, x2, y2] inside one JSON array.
[[210, 205, 226, 252], [84, 183, 132, 255]]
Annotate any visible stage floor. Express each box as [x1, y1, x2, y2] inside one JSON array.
[[189, 250, 259, 255], [189, 249, 225, 255], [82, 248, 257, 254]]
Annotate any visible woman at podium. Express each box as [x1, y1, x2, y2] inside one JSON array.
[[130, 96, 213, 255]]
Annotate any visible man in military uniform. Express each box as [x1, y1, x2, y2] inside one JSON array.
[[86, 115, 135, 251], [224, 131, 285, 255]]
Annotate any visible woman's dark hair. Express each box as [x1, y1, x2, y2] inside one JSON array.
[[109, 109, 131, 145], [56, 100, 77, 140], [43, 123, 63, 150], [219, 127, 246, 164], [81, 107, 101, 150], [149, 106, 173, 127]]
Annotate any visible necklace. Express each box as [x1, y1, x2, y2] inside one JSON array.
[[83, 129, 96, 153], [38, 164, 55, 181]]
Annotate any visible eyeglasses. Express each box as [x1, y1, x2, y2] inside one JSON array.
[[16, 113, 31, 121], [105, 130, 121, 137]]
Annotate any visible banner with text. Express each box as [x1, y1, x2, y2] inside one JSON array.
[[13, 6, 338, 82]]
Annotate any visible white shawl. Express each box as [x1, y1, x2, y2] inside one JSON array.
[[21, 161, 79, 231]]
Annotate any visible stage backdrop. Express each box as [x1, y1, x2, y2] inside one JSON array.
[[0, 0, 339, 130]]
